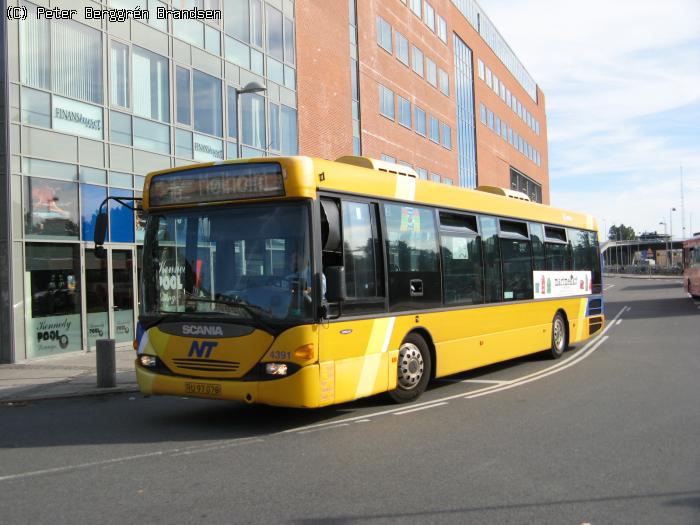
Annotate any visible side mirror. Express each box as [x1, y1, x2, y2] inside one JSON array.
[[325, 266, 346, 302], [94, 211, 108, 246]]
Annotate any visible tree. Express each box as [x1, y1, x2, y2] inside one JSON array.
[[608, 224, 636, 241]]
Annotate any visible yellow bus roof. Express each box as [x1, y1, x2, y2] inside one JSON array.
[[142, 156, 597, 231]]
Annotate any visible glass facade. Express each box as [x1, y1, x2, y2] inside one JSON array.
[[5, 0, 299, 361], [453, 35, 478, 188]]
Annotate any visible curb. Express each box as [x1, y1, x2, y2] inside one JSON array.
[[604, 274, 682, 280], [0, 384, 140, 405]]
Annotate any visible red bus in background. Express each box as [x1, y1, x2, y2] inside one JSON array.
[[683, 234, 700, 299]]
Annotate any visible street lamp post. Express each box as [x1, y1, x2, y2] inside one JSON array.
[[234, 81, 267, 159], [659, 221, 667, 268], [669, 207, 677, 267]]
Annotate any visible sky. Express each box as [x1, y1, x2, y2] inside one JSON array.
[[479, 0, 700, 239]]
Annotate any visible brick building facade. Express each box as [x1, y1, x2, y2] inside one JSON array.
[[297, 0, 549, 203]]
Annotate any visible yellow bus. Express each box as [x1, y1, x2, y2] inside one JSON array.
[[108, 156, 604, 408]]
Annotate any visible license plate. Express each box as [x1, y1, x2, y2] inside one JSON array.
[[184, 382, 222, 396]]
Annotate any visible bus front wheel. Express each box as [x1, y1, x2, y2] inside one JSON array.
[[389, 333, 432, 403], [549, 312, 568, 359]]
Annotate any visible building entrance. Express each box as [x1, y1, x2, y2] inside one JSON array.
[[84, 246, 136, 349]]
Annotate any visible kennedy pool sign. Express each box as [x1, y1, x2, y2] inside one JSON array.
[[533, 271, 592, 299]]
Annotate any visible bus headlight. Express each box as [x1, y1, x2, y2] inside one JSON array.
[[138, 355, 157, 368], [265, 363, 288, 376]]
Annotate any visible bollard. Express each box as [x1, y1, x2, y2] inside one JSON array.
[[96, 339, 117, 388]]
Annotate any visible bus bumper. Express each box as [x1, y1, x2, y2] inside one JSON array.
[[135, 362, 322, 408]]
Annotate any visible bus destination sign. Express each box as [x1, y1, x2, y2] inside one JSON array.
[[149, 163, 285, 207]]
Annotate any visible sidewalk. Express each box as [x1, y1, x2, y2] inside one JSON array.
[[604, 273, 683, 280], [0, 347, 138, 404]]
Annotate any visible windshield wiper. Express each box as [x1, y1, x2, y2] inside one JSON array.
[[183, 293, 274, 333]]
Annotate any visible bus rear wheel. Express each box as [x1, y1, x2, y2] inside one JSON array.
[[549, 312, 568, 359], [389, 333, 432, 404]]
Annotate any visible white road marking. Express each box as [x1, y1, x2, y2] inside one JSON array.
[[284, 306, 629, 434], [393, 402, 448, 415], [615, 319, 622, 325], [460, 379, 511, 385], [604, 284, 616, 291], [0, 437, 264, 482], [464, 337, 608, 400], [298, 423, 350, 435], [171, 438, 264, 457]]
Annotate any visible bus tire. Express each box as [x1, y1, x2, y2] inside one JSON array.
[[389, 333, 432, 404], [549, 312, 568, 359]]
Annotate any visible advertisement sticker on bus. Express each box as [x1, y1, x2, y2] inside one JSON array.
[[533, 271, 592, 299]]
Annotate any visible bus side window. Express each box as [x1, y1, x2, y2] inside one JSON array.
[[439, 212, 483, 305], [529, 223, 545, 271], [480, 216, 503, 303], [340, 201, 385, 311], [499, 220, 533, 301], [544, 226, 570, 270], [384, 203, 441, 311]]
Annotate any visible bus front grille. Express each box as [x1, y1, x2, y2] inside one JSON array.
[[171, 358, 241, 373]]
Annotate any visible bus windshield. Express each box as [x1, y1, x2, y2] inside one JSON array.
[[142, 202, 313, 328]]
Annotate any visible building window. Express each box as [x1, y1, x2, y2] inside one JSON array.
[[20, 6, 103, 104], [414, 106, 426, 135], [241, 92, 266, 149], [25, 243, 82, 358], [441, 123, 452, 149], [250, 0, 263, 47], [381, 154, 396, 163], [416, 167, 428, 180], [21, 87, 51, 127], [133, 117, 170, 154], [510, 168, 542, 203], [193, 70, 223, 137], [174, 18, 205, 48], [110, 41, 129, 108], [175, 128, 193, 158], [226, 0, 249, 42], [429, 116, 439, 143], [477, 59, 484, 80], [437, 15, 447, 43], [176, 67, 191, 126], [110, 111, 132, 145], [412, 45, 424, 77], [284, 16, 295, 65], [438, 69, 449, 96], [379, 85, 395, 120], [24, 177, 79, 239], [266, 5, 284, 60], [431, 173, 441, 183], [268, 102, 280, 151], [376, 16, 392, 53], [280, 105, 298, 155], [410, 0, 422, 18], [397, 96, 411, 128], [395, 31, 409, 65], [426, 57, 437, 87], [423, 2, 435, 31], [52, 18, 103, 104], [133, 47, 170, 122]]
